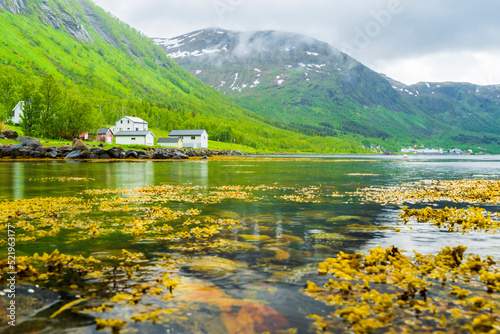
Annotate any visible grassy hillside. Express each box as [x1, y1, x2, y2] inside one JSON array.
[[0, 0, 367, 153]]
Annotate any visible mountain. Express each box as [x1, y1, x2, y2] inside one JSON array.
[[387, 78, 500, 144], [154, 28, 500, 149], [0, 1, 363, 153]]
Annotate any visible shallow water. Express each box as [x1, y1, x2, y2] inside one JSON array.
[[1, 155, 500, 333]]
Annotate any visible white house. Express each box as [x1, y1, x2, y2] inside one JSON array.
[[157, 137, 183, 148], [11, 101, 24, 125], [114, 116, 148, 133], [168, 130, 208, 149], [115, 131, 155, 146]]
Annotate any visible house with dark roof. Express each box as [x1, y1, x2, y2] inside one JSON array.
[[115, 130, 155, 146], [97, 127, 114, 144], [157, 137, 183, 148], [168, 130, 208, 149]]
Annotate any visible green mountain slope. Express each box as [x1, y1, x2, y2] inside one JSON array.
[[155, 28, 500, 150], [0, 0, 363, 153], [387, 78, 500, 145]]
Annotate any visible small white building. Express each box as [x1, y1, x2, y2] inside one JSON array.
[[114, 131, 155, 146], [114, 116, 148, 133], [11, 101, 24, 125], [168, 130, 208, 149], [157, 137, 183, 148]]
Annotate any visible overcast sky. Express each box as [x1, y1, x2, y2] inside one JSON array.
[[92, 0, 500, 85]]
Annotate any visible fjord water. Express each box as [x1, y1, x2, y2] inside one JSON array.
[[1, 155, 500, 333]]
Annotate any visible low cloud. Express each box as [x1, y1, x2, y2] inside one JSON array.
[[92, 0, 500, 85]]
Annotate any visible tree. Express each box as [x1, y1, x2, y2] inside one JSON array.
[[60, 89, 97, 138], [19, 81, 42, 136], [38, 73, 62, 138], [0, 72, 20, 121]]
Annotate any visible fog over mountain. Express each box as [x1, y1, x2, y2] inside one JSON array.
[[94, 0, 500, 85]]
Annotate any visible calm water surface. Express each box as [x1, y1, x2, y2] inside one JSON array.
[[1, 155, 499, 333]]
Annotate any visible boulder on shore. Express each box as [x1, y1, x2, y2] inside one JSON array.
[[2, 130, 18, 140], [16, 137, 42, 146], [72, 139, 89, 151]]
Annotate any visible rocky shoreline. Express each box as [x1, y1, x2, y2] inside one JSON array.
[[0, 135, 244, 161]]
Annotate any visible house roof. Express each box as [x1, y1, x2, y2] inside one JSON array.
[[12, 101, 24, 111], [118, 116, 148, 124], [114, 131, 156, 137], [158, 138, 181, 143], [97, 127, 112, 135], [168, 130, 207, 136]]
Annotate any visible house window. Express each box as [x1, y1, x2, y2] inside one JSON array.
[[121, 120, 123, 124], [136, 128, 139, 131], [131, 138, 136, 140], [128, 120, 130, 124], [191, 136, 196, 140]]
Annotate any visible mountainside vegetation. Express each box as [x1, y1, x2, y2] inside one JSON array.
[[0, 0, 366, 153], [156, 28, 500, 152]]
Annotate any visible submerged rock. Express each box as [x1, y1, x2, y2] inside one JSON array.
[[238, 234, 272, 242], [183, 256, 246, 279], [0, 284, 59, 326], [218, 240, 259, 253]]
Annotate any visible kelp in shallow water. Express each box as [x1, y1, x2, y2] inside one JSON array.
[[305, 245, 500, 334]]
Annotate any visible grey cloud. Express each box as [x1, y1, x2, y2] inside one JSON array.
[[92, 0, 500, 84]]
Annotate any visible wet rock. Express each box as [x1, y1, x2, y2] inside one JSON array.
[[89, 153, 98, 159], [119, 152, 126, 159], [80, 150, 92, 159], [45, 151, 58, 159], [90, 147, 105, 155], [98, 143, 105, 147], [29, 151, 45, 158], [32, 144, 46, 152], [151, 152, 166, 160], [187, 150, 196, 157], [65, 150, 82, 159], [99, 153, 110, 159], [1, 147, 19, 158], [125, 150, 138, 158], [10, 143, 24, 149], [106, 148, 120, 158], [19, 146, 32, 157], [2, 129, 18, 139], [60, 145, 70, 150], [72, 138, 88, 151], [16, 137, 42, 146], [201, 155, 209, 160]]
